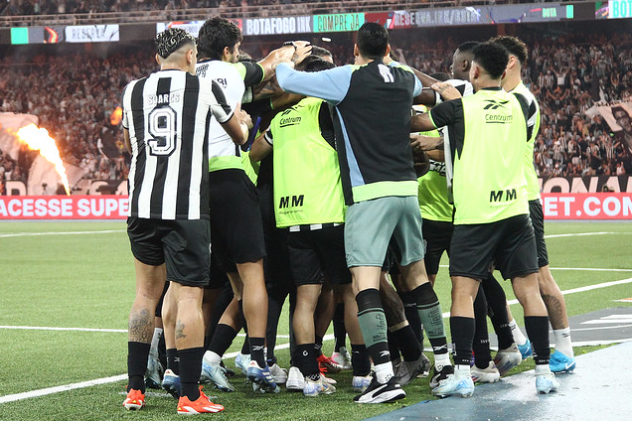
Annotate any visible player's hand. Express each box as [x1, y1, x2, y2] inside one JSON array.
[[292, 43, 312, 66], [410, 134, 441, 151], [432, 82, 461, 100], [238, 109, 253, 129]]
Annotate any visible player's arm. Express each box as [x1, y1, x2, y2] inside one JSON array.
[[415, 80, 464, 105], [427, 149, 445, 162], [275, 62, 352, 104], [410, 134, 444, 151], [249, 43, 312, 101], [411, 99, 461, 132], [258, 42, 312, 82], [208, 80, 247, 145], [250, 129, 273, 163], [123, 128, 131, 154]]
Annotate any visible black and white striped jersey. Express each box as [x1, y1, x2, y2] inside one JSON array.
[[122, 69, 233, 220]]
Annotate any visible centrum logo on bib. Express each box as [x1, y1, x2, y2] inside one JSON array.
[[483, 99, 513, 124]]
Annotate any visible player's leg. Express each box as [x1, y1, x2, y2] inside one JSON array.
[[124, 217, 167, 410], [394, 197, 452, 385], [125, 259, 166, 409], [379, 274, 430, 386], [319, 226, 370, 390], [433, 221, 501, 398], [201, 296, 240, 392], [501, 214, 558, 394], [163, 220, 224, 414], [471, 287, 500, 383], [161, 285, 182, 398], [539, 264, 576, 371], [346, 198, 406, 404], [531, 199, 575, 371]]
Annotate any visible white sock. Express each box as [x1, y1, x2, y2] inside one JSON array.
[[374, 362, 394, 384], [434, 353, 452, 371], [149, 327, 163, 358], [455, 364, 471, 375], [203, 350, 221, 366], [553, 327, 574, 358], [535, 364, 552, 375], [509, 319, 527, 346]]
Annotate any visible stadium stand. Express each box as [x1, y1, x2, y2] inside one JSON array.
[[1, 21, 631, 186]]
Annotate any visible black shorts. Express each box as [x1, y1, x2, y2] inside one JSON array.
[[127, 217, 210, 287], [287, 225, 351, 286], [259, 183, 294, 293], [449, 214, 538, 281], [208, 251, 231, 289], [422, 219, 454, 276], [209, 169, 266, 272], [529, 200, 549, 268]]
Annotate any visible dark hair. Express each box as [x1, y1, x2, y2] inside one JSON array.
[[197, 16, 242, 60], [357, 22, 389, 60], [612, 106, 630, 119], [457, 41, 480, 55], [303, 57, 336, 73], [490, 35, 528, 65], [472, 41, 509, 79], [237, 52, 254, 63], [311, 45, 333, 60], [155, 28, 195, 59]]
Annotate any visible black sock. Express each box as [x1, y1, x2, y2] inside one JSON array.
[[525, 316, 551, 365], [391, 325, 422, 362], [266, 288, 288, 364], [127, 342, 151, 393], [179, 347, 204, 401], [482, 273, 514, 350], [249, 337, 266, 367], [240, 335, 250, 355], [333, 303, 347, 351], [450, 316, 475, 367], [399, 291, 424, 345], [388, 331, 401, 362], [473, 287, 492, 369], [351, 344, 371, 376], [314, 335, 323, 358], [166, 348, 180, 375], [209, 324, 238, 358], [205, 287, 234, 350], [356, 288, 390, 366], [296, 343, 319, 376]]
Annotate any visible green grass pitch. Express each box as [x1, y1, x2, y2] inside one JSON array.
[[0, 220, 631, 420]]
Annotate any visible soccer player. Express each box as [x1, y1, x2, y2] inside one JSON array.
[[121, 27, 245, 413], [492, 35, 576, 372], [413, 43, 522, 383], [194, 17, 309, 393], [413, 41, 559, 397], [250, 57, 372, 396], [275, 22, 451, 403]]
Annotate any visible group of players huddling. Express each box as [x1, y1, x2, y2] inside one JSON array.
[[120, 17, 577, 415]]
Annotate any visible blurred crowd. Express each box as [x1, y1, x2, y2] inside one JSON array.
[[1, 29, 632, 187], [3, 0, 388, 16]]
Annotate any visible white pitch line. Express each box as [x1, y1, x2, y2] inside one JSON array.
[[0, 230, 125, 238], [0, 334, 334, 404], [0, 374, 127, 404], [0, 325, 127, 333], [442, 277, 632, 318], [438, 264, 632, 272], [544, 231, 619, 239]]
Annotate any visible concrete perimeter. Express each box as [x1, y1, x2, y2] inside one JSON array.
[[368, 339, 632, 421]]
